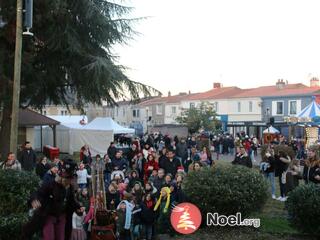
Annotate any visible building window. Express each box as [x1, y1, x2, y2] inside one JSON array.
[[43, 110, 47, 115], [249, 101, 253, 112], [133, 109, 140, 118], [190, 103, 195, 108], [214, 102, 219, 112], [172, 106, 176, 114], [276, 102, 284, 115], [116, 108, 119, 117], [237, 102, 241, 112], [289, 101, 297, 115], [123, 108, 125, 117], [60, 110, 68, 115], [156, 104, 163, 115]]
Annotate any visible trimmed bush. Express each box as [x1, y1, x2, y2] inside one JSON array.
[[0, 170, 40, 239], [183, 165, 269, 218], [286, 184, 320, 236]]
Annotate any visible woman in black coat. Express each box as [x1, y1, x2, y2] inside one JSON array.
[[141, 194, 156, 240], [274, 151, 291, 201], [22, 159, 79, 240], [232, 146, 252, 168]]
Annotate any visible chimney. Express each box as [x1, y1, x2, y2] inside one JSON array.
[[276, 79, 286, 89], [188, 90, 191, 95], [213, 82, 222, 89], [168, 91, 171, 97], [310, 77, 320, 87]]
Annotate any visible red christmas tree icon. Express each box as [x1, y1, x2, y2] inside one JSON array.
[[171, 202, 202, 235], [177, 206, 196, 230]]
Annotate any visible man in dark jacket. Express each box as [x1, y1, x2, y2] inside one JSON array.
[[19, 141, 37, 171], [21, 159, 79, 240], [175, 138, 188, 165], [111, 151, 128, 172], [162, 149, 182, 177]]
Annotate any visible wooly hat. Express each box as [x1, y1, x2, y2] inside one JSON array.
[[154, 187, 171, 213]]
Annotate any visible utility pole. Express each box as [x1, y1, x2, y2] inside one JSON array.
[[10, 0, 23, 154]]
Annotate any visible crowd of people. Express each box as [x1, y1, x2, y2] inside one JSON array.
[[259, 136, 320, 202], [1, 132, 320, 240]]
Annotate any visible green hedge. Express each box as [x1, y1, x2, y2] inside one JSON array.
[[286, 184, 320, 236], [183, 165, 269, 218], [0, 170, 40, 239]]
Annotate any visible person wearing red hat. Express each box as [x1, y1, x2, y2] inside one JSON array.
[[21, 158, 80, 240]]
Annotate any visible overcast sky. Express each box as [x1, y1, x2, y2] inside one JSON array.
[[114, 0, 320, 95]]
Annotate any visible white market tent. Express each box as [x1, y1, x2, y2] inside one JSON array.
[[263, 126, 280, 134], [37, 116, 113, 156], [46, 115, 88, 125], [84, 117, 135, 134]]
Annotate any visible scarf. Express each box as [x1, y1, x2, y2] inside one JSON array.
[[154, 187, 171, 213], [117, 200, 134, 230], [146, 200, 154, 209]]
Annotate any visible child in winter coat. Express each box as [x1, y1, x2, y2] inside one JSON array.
[[71, 206, 87, 240], [141, 193, 156, 240], [116, 200, 134, 240], [128, 170, 143, 191], [148, 169, 158, 183], [154, 187, 174, 235], [131, 200, 143, 240], [77, 163, 91, 189], [131, 182, 144, 204], [106, 182, 121, 210], [77, 188, 90, 212], [143, 154, 159, 183]]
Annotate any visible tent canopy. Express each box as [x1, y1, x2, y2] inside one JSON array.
[[84, 117, 135, 134], [263, 126, 280, 134], [296, 99, 320, 119]]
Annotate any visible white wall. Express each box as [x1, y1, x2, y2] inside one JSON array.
[[26, 127, 35, 148], [227, 98, 262, 121], [164, 104, 182, 124], [181, 97, 263, 122]]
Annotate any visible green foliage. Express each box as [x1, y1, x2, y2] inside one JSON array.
[[286, 184, 320, 236], [183, 165, 269, 218], [0, 170, 40, 239], [0, 170, 40, 214], [0, 0, 159, 109], [176, 102, 220, 134], [0, 213, 29, 239]]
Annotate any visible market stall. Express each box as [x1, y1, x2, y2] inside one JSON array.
[[263, 126, 280, 144]]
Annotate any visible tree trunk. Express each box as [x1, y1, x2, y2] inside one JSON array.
[[0, 103, 12, 161]]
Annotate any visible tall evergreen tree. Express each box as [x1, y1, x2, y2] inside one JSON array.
[[0, 1, 158, 156]]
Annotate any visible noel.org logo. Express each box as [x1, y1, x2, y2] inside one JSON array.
[[170, 202, 202, 235]]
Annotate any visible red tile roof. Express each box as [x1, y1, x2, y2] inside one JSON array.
[[139, 83, 320, 106], [139, 93, 199, 106], [233, 84, 320, 98], [186, 87, 243, 101]]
